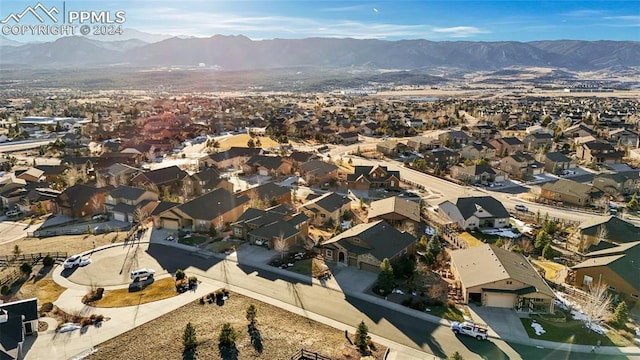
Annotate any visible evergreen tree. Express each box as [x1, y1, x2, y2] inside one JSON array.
[[247, 138, 255, 148], [448, 351, 464, 360], [611, 301, 628, 328], [354, 320, 369, 354], [494, 238, 504, 249], [218, 322, 237, 347], [627, 192, 640, 212], [535, 230, 549, 249], [376, 258, 394, 294], [542, 243, 554, 260], [182, 322, 197, 354], [418, 235, 428, 250], [426, 235, 442, 256], [246, 304, 257, 325]]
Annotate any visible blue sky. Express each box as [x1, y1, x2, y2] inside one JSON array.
[[1, 0, 638, 42]]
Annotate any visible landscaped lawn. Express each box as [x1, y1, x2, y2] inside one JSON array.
[[17, 278, 66, 304], [531, 259, 566, 282], [459, 232, 484, 247], [92, 277, 178, 308], [520, 318, 631, 346], [205, 240, 238, 253], [288, 259, 312, 275], [178, 234, 209, 246], [468, 231, 501, 243]]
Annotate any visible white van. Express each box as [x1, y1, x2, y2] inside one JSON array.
[[130, 268, 155, 281]]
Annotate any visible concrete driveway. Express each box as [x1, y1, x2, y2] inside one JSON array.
[[0, 220, 36, 245], [467, 305, 530, 342]]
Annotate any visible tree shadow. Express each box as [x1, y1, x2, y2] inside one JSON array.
[[182, 348, 196, 360], [248, 323, 263, 354], [33, 265, 52, 282], [218, 344, 239, 360], [128, 276, 154, 292]]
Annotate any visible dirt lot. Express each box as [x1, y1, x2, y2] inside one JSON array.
[[0, 233, 128, 257], [87, 291, 386, 360]]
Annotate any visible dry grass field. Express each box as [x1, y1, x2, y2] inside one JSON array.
[[0, 233, 128, 257], [87, 291, 386, 360]]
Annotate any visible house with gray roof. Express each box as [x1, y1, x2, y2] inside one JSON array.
[[320, 220, 416, 272], [592, 171, 640, 198], [450, 244, 555, 311], [0, 298, 38, 360], [299, 192, 351, 226], [450, 164, 507, 184], [540, 179, 602, 207], [298, 160, 338, 186], [539, 152, 576, 174], [232, 205, 309, 248], [347, 165, 401, 191], [155, 188, 249, 231], [569, 215, 640, 252], [438, 196, 510, 230], [105, 186, 158, 222], [571, 241, 640, 304]]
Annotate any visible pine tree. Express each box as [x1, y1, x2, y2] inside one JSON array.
[[611, 301, 628, 328], [354, 320, 369, 354], [246, 304, 257, 325], [376, 258, 394, 294], [542, 243, 554, 260], [426, 236, 442, 256], [627, 192, 640, 212], [535, 230, 549, 249], [183, 322, 197, 354], [218, 322, 237, 347]]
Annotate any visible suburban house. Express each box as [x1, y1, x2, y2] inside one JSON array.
[[438, 130, 472, 149], [540, 179, 602, 207], [564, 122, 596, 138], [0, 298, 38, 360], [332, 131, 359, 145], [190, 168, 234, 195], [105, 186, 159, 222], [569, 216, 640, 252], [299, 192, 352, 226], [298, 160, 339, 186], [423, 148, 461, 170], [242, 155, 293, 176], [499, 153, 544, 180], [232, 205, 309, 248], [376, 140, 410, 157], [34, 164, 67, 183], [347, 165, 401, 191], [24, 187, 60, 215], [438, 196, 510, 230], [450, 244, 555, 311], [155, 188, 249, 231], [577, 141, 624, 164], [605, 128, 639, 148], [98, 163, 140, 186], [287, 151, 316, 166], [592, 171, 640, 198], [130, 165, 191, 195], [0, 178, 27, 209], [489, 137, 525, 157], [539, 152, 576, 174], [320, 220, 416, 272], [367, 196, 421, 228], [407, 136, 440, 152], [450, 164, 507, 184], [238, 182, 292, 207], [570, 241, 640, 303], [199, 147, 262, 169], [459, 142, 497, 161], [469, 123, 499, 141], [57, 184, 111, 218], [15, 168, 44, 183], [523, 132, 554, 152]]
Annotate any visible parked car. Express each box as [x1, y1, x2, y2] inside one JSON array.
[[5, 209, 21, 218], [92, 213, 108, 221], [514, 204, 528, 212], [130, 268, 155, 281], [79, 258, 92, 267], [451, 321, 488, 340], [63, 254, 82, 269], [57, 322, 81, 333]]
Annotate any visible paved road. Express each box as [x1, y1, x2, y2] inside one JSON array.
[[0, 139, 54, 153], [0, 220, 39, 245], [47, 241, 637, 360]]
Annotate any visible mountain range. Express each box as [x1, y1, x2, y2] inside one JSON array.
[[1, 35, 639, 73]]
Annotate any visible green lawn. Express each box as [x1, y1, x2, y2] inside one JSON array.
[[288, 259, 312, 275], [205, 240, 237, 253], [178, 234, 209, 246], [520, 318, 630, 346]]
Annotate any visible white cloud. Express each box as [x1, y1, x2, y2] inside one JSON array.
[[432, 26, 487, 38], [562, 10, 605, 17]]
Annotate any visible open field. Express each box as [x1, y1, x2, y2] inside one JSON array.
[[15, 277, 66, 304], [87, 291, 385, 360], [0, 233, 129, 257], [218, 134, 286, 149], [92, 277, 178, 308]]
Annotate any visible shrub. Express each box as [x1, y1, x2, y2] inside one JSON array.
[[1, 285, 10, 296], [20, 262, 32, 276], [95, 287, 104, 300], [188, 276, 198, 285], [447, 300, 456, 309], [81, 318, 93, 327], [175, 269, 186, 280], [41, 302, 54, 312], [42, 255, 55, 267], [354, 321, 369, 354], [401, 297, 413, 307], [246, 304, 257, 324], [94, 314, 104, 322]]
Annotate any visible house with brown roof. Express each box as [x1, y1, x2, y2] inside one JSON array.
[[367, 196, 420, 228], [130, 165, 191, 196], [238, 182, 292, 207], [190, 168, 233, 195], [242, 155, 292, 176], [523, 132, 554, 152], [489, 137, 525, 157], [438, 131, 472, 149], [592, 171, 640, 199], [199, 147, 262, 169], [320, 220, 416, 272], [232, 205, 309, 248], [499, 153, 544, 180], [450, 244, 555, 311], [540, 179, 602, 207], [577, 141, 624, 164], [450, 164, 507, 185], [570, 242, 640, 303], [347, 165, 401, 191], [459, 142, 497, 161]]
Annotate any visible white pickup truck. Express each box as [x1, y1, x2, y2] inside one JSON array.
[[450, 321, 488, 340]]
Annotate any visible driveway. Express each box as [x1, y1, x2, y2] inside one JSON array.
[[467, 305, 530, 342]]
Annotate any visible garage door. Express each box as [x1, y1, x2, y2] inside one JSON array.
[[161, 218, 180, 230], [113, 212, 126, 222], [485, 293, 515, 308]]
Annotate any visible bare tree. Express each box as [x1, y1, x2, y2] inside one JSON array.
[[65, 167, 80, 186], [95, 171, 107, 188], [133, 207, 148, 224], [90, 196, 103, 215], [273, 233, 289, 262], [579, 280, 613, 327], [520, 239, 534, 255]]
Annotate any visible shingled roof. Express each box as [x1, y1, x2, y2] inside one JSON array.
[[175, 188, 248, 220]]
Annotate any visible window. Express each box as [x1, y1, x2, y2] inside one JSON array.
[[608, 286, 616, 291], [583, 275, 593, 286], [506, 280, 512, 285], [390, 181, 395, 187], [533, 298, 544, 303], [325, 249, 333, 258]]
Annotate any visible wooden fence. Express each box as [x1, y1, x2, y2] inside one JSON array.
[[289, 349, 332, 360], [0, 252, 68, 267], [0, 269, 20, 287]]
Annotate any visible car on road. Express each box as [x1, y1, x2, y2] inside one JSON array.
[[79, 258, 92, 267], [514, 204, 528, 212], [130, 268, 155, 281], [451, 321, 488, 340], [63, 254, 82, 269]]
